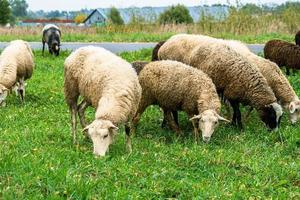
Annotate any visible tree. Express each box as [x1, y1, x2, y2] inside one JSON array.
[[108, 7, 124, 25], [0, 0, 11, 25], [9, 0, 28, 18], [159, 4, 193, 24], [240, 3, 263, 15], [74, 13, 86, 24], [46, 10, 61, 19]]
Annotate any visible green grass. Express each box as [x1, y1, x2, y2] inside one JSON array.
[[0, 32, 175, 43], [0, 49, 299, 199], [0, 31, 295, 44]]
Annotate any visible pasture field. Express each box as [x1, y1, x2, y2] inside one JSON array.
[[0, 49, 300, 199], [0, 26, 295, 44]]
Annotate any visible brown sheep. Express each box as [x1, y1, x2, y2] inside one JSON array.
[[264, 39, 300, 75], [295, 30, 300, 46], [158, 34, 283, 131]]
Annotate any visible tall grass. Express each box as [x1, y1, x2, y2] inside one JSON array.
[[0, 4, 300, 43]]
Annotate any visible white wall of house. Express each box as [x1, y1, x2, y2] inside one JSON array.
[[85, 11, 106, 26]]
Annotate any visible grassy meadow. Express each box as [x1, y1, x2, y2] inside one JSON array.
[[0, 49, 299, 199], [0, 25, 296, 44]]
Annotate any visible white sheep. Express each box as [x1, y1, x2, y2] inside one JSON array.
[[64, 46, 142, 156], [0, 40, 34, 106], [132, 60, 229, 143]]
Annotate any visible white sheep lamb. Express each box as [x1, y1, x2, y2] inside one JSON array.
[[64, 46, 141, 156], [0, 40, 34, 106]]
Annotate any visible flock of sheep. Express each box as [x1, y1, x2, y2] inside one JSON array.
[[1, 24, 300, 157]]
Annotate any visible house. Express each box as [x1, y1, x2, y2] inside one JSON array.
[[20, 19, 76, 27], [83, 9, 107, 26]]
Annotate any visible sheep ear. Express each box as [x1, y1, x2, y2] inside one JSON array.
[[189, 115, 201, 121], [3, 86, 8, 92], [107, 121, 119, 131], [289, 102, 296, 113], [217, 114, 230, 123], [82, 124, 91, 132]]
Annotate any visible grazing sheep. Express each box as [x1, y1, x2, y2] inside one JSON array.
[[157, 34, 283, 131], [42, 24, 61, 56], [64, 46, 141, 156], [0, 40, 34, 106], [131, 61, 149, 75], [295, 30, 300, 46], [264, 39, 300, 75], [223, 40, 300, 124], [131, 61, 179, 128], [132, 60, 229, 142], [152, 41, 166, 61]]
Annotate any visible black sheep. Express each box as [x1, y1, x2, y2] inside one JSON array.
[[42, 24, 61, 56]]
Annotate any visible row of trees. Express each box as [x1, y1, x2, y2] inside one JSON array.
[[2, 1, 300, 26], [0, 0, 28, 25], [105, 5, 193, 25], [75, 5, 193, 25]]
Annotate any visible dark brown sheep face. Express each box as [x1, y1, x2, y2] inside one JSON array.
[[50, 43, 60, 56], [259, 103, 283, 131]]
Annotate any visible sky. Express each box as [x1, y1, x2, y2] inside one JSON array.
[[26, 0, 294, 11]]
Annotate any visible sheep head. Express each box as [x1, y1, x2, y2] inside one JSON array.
[[259, 102, 283, 131], [83, 119, 118, 157], [190, 110, 230, 142], [288, 100, 300, 124]]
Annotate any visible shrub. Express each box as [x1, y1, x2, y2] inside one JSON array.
[[0, 0, 10, 25], [108, 7, 124, 25], [74, 13, 87, 24], [159, 4, 193, 25]]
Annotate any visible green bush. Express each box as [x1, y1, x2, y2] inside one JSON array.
[[159, 4, 193, 24], [0, 0, 11, 25], [108, 7, 124, 25]]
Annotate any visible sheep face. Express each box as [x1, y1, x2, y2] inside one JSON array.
[[190, 110, 230, 142], [84, 119, 118, 156], [288, 100, 300, 124], [0, 85, 8, 106], [259, 103, 283, 131], [50, 42, 60, 56]]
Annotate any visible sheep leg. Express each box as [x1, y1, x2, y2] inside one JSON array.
[[17, 78, 25, 103], [161, 110, 179, 128], [230, 100, 243, 129], [78, 99, 90, 137], [165, 110, 182, 136], [173, 111, 179, 126], [42, 41, 46, 56], [125, 122, 132, 154], [190, 118, 199, 143], [70, 105, 78, 144], [286, 67, 290, 76], [131, 98, 149, 136]]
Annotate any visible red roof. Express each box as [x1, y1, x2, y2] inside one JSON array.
[[22, 19, 74, 23]]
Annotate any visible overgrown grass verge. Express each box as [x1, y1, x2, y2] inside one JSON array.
[[0, 26, 296, 44]]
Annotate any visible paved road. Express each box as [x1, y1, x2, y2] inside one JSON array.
[[0, 42, 265, 54]]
